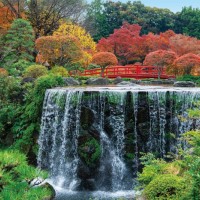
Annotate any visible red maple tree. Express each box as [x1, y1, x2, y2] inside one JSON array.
[[92, 52, 118, 76], [171, 53, 200, 75], [97, 22, 141, 65], [144, 50, 177, 79]]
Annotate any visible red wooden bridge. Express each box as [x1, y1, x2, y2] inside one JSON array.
[[80, 65, 175, 79]]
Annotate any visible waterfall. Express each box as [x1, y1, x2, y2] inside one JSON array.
[[38, 89, 83, 189], [38, 86, 200, 195], [132, 92, 139, 174]]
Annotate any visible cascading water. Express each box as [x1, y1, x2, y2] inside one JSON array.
[[38, 86, 200, 199]]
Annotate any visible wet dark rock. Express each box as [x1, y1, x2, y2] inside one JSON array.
[[88, 124, 100, 140], [85, 77, 109, 85], [77, 160, 94, 179], [137, 122, 150, 140], [77, 179, 96, 191], [80, 107, 95, 130], [173, 81, 195, 87], [63, 77, 80, 86]]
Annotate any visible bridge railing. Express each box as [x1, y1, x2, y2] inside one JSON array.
[[79, 65, 175, 79]]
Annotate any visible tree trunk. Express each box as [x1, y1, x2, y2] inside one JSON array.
[[100, 67, 105, 77]]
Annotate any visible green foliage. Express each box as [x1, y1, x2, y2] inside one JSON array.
[[0, 76, 22, 147], [0, 76, 22, 103], [7, 60, 33, 77], [0, 150, 51, 200], [2, 19, 34, 68], [13, 75, 64, 152], [66, 62, 85, 75], [0, 183, 52, 200], [176, 7, 200, 39], [144, 174, 186, 200], [78, 136, 101, 167], [86, 1, 176, 40], [24, 65, 48, 78], [50, 66, 69, 77], [88, 63, 100, 69], [138, 130, 200, 200], [177, 74, 200, 85]]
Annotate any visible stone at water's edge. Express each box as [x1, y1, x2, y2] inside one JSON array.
[[63, 77, 80, 86], [113, 76, 123, 84], [117, 81, 139, 86], [37, 86, 200, 196], [85, 77, 109, 85], [174, 81, 196, 87]]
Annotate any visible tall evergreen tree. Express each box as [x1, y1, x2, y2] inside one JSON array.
[[2, 19, 34, 68]]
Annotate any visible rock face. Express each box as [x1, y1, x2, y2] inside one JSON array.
[[85, 77, 109, 85], [117, 81, 138, 86], [63, 77, 80, 86], [173, 81, 195, 87]]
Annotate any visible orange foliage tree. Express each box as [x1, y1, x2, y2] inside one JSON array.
[[0, 2, 25, 35], [0, 68, 8, 76], [171, 53, 200, 75], [0, 3, 14, 34], [35, 36, 83, 67], [169, 34, 200, 56], [144, 50, 177, 78], [92, 52, 118, 76]]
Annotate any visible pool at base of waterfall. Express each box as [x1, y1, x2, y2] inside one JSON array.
[[56, 191, 137, 200], [55, 189, 137, 200], [46, 179, 139, 200]]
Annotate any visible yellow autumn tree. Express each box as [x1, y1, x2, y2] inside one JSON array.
[[53, 21, 96, 67]]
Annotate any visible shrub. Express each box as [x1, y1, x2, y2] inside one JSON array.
[[177, 74, 200, 85], [0, 150, 52, 200], [24, 65, 48, 78], [144, 174, 186, 200], [6, 60, 33, 77], [50, 66, 69, 77]]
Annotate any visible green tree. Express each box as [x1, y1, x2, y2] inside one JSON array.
[[2, 19, 34, 74], [175, 7, 200, 39], [85, 1, 176, 41]]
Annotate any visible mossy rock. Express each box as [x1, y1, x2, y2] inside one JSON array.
[[78, 135, 101, 168]]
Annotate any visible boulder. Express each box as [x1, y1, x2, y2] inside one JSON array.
[[113, 76, 123, 84], [41, 183, 56, 200], [85, 77, 109, 85], [117, 81, 138, 86], [63, 77, 80, 86], [21, 77, 35, 84], [173, 81, 195, 87], [131, 79, 141, 84]]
